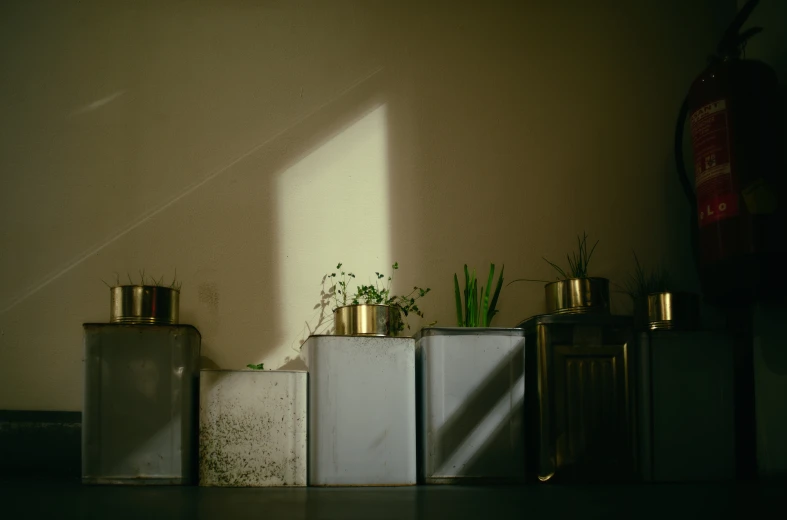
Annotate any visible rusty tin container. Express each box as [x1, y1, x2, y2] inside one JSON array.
[[520, 313, 637, 483]]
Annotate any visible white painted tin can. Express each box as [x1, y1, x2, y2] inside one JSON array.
[[305, 335, 416, 486], [199, 370, 307, 487], [415, 328, 525, 483]]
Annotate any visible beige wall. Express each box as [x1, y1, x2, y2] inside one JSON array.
[[0, 0, 733, 410]]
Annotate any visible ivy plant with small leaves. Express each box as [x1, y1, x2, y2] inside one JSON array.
[[324, 262, 431, 334]]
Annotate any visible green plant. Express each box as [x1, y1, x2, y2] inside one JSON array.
[[102, 269, 182, 291], [508, 231, 599, 285], [623, 251, 670, 300], [327, 263, 356, 307], [454, 264, 504, 327], [324, 262, 431, 334], [246, 363, 265, 370], [544, 231, 598, 280]]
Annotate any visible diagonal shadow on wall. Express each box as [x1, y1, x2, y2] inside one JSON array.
[[76, 65, 389, 476]]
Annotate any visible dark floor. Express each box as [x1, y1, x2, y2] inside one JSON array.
[[1, 479, 785, 520]]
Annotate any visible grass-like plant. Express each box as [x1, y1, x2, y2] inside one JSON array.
[[103, 269, 182, 291], [544, 232, 598, 280], [323, 262, 431, 334], [454, 264, 504, 327], [623, 251, 670, 300], [509, 231, 599, 285]]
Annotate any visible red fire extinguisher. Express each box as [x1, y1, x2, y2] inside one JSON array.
[[676, 0, 786, 303]]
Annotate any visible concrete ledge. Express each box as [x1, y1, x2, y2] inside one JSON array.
[[0, 411, 81, 478]]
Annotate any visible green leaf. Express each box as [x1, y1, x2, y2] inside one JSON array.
[[468, 281, 475, 327], [506, 277, 551, 285], [472, 276, 479, 327], [480, 285, 487, 327], [471, 269, 479, 327], [463, 265, 470, 327], [487, 264, 504, 326], [586, 239, 599, 270], [481, 263, 494, 327], [543, 256, 568, 280]]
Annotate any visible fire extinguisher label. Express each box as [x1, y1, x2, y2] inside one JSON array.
[[690, 99, 739, 227]]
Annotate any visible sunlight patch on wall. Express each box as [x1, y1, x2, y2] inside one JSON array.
[[274, 104, 390, 365]]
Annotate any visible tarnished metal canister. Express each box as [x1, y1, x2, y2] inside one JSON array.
[[82, 324, 200, 484], [110, 286, 179, 325], [520, 313, 636, 483]]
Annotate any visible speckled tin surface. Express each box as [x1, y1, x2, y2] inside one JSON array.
[[199, 370, 307, 487], [306, 335, 416, 486]]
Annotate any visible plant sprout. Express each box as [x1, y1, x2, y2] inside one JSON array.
[[623, 251, 670, 300], [508, 231, 599, 285], [323, 262, 431, 334], [454, 264, 505, 327], [544, 231, 598, 279], [102, 269, 183, 291]]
